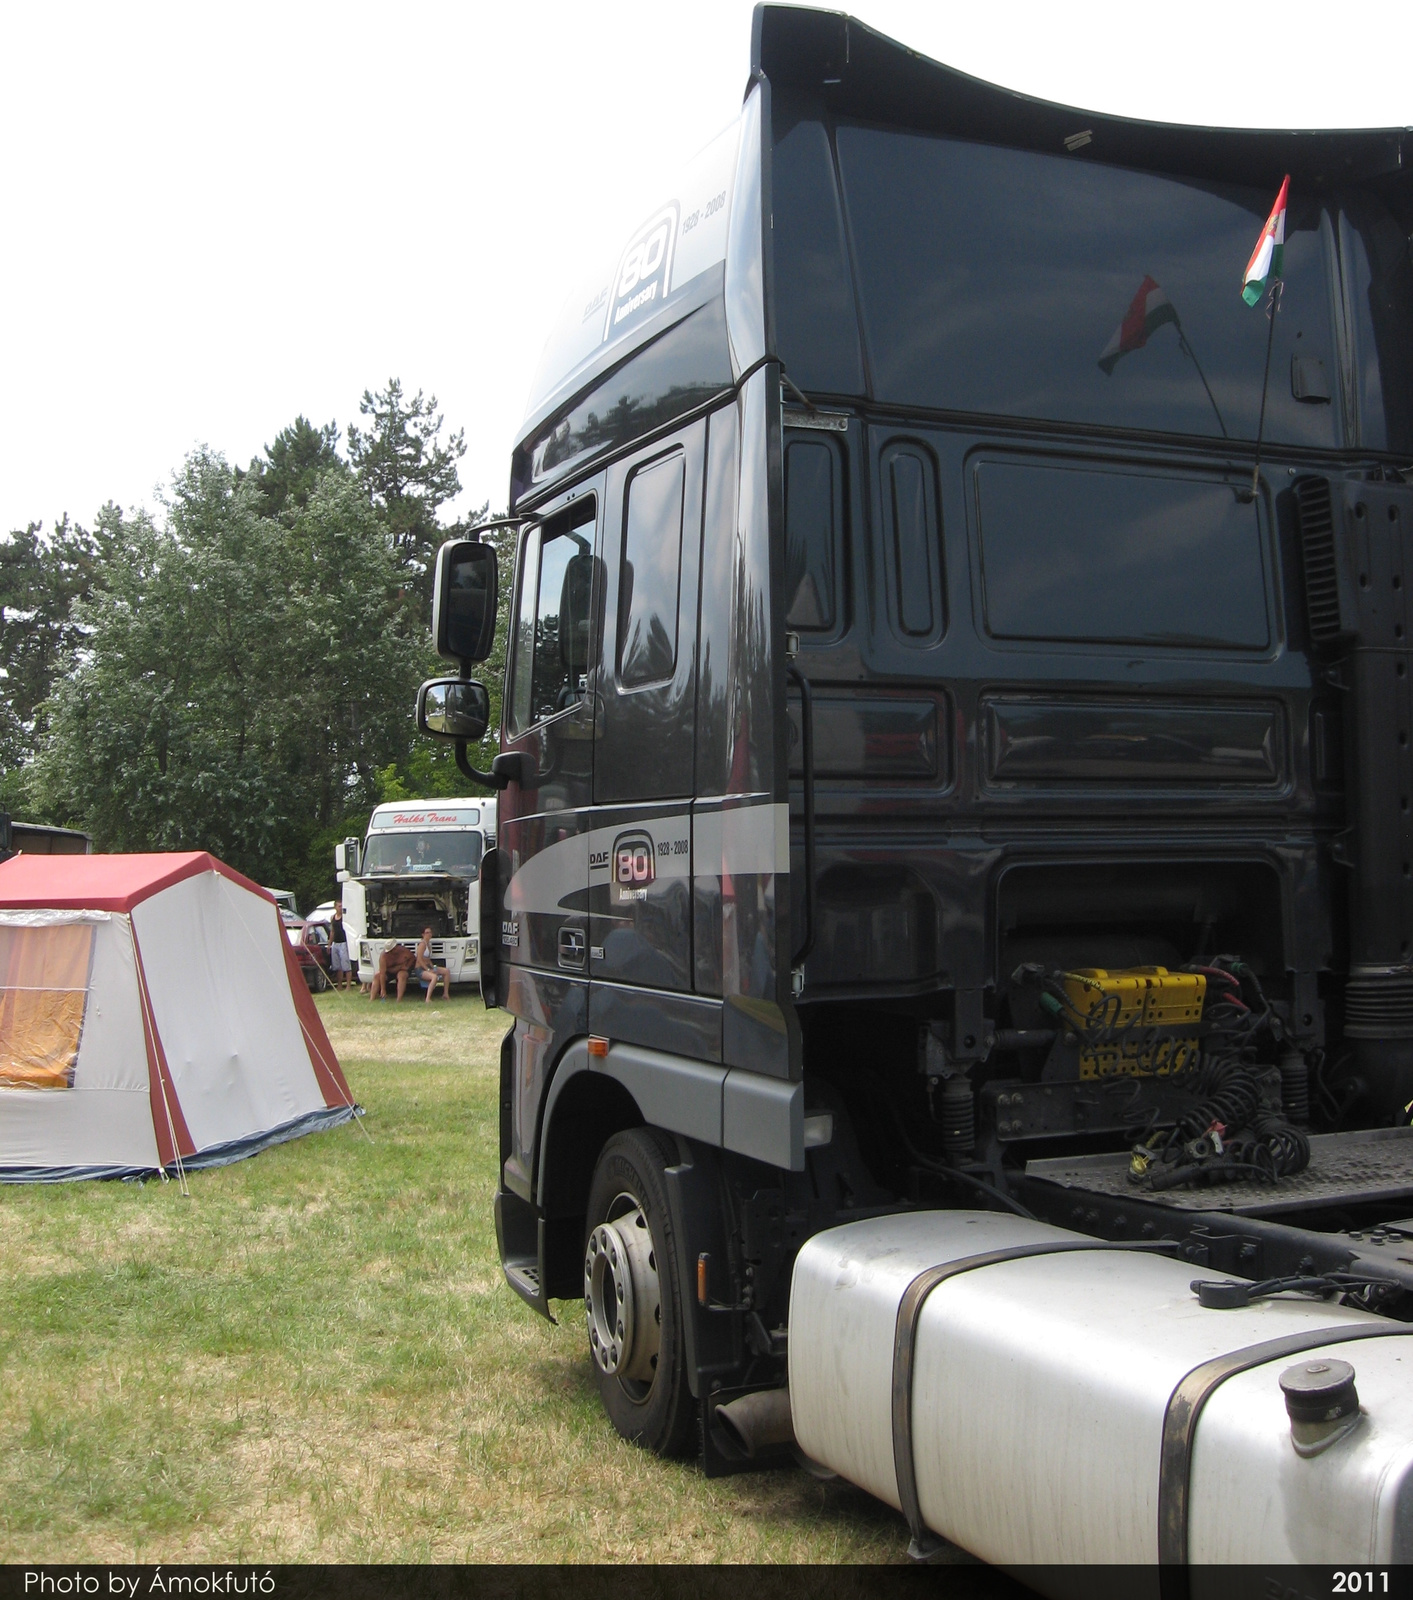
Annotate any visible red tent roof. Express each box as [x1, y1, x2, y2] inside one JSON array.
[[0, 852, 271, 913]]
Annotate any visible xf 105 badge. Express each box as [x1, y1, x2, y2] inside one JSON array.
[[610, 830, 655, 904], [606, 204, 677, 339]]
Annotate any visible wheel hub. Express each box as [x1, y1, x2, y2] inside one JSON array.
[[584, 1195, 661, 1384]]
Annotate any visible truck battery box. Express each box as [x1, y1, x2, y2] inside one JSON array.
[[1057, 966, 1206, 1079]]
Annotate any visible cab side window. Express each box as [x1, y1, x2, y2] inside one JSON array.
[[509, 502, 596, 730], [618, 450, 685, 688]]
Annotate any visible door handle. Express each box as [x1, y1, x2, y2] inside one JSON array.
[[558, 926, 586, 970]]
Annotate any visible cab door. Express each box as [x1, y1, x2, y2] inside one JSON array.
[[588, 422, 705, 1043], [497, 480, 601, 1197]]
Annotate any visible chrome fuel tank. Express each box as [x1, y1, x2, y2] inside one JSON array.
[[788, 1211, 1413, 1568]]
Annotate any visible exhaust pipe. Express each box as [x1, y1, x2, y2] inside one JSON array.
[[715, 1387, 795, 1458]]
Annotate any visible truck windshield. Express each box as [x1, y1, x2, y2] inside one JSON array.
[[363, 831, 483, 878]]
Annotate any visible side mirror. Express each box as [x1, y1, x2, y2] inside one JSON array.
[[335, 837, 361, 878], [417, 677, 491, 742], [432, 540, 498, 665]]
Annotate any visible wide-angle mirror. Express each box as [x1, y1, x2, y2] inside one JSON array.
[[432, 540, 498, 665], [416, 677, 490, 742]]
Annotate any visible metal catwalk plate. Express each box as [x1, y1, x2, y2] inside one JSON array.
[[1026, 1126, 1413, 1215]]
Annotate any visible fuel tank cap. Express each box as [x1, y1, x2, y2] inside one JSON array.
[[1279, 1359, 1362, 1457], [1279, 1358, 1359, 1422]]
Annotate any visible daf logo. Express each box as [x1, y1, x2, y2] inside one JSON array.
[[500, 918, 520, 948], [611, 829, 654, 903], [605, 204, 677, 340]]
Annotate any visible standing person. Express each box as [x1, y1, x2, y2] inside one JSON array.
[[415, 927, 449, 1002], [328, 903, 352, 992]]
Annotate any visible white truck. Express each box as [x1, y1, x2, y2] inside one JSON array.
[[335, 798, 496, 989]]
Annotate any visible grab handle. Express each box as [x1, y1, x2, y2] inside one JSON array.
[[787, 664, 817, 968]]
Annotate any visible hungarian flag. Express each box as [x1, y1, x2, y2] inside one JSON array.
[[1098, 275, 1180, 374], [1242, 176, 1289, 306]]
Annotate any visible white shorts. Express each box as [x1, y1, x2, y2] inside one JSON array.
[[330, 944, 351, 973]]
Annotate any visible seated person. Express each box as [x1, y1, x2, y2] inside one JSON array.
[[369, 941, 417, 1000], [415, 928, 449, 1003]]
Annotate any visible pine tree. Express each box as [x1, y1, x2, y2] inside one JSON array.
[[240, 416, 345, 519], [347, 379, 466, 613]]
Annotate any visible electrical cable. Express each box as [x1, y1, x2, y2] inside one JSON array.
[[860, 1069, 1036, 1221], [1120, 959, 1312, 1190], [1012, 955, 1311, 1194], [924, 1162, 1038, 1220], [1190, 1270, 1402, 1309]]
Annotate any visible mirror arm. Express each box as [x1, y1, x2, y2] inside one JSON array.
[[455, 740, 509, 791]]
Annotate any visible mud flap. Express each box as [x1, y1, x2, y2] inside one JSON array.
[[663, 1139, 739, 1401]]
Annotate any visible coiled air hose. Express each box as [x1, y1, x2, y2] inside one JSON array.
[[1140, 1055, 1311, 1190]]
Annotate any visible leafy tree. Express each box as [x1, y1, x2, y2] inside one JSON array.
[[0, 515, 100, 800], [282, 469, 428, 818], [239, 416, 345, 520], [14, 385, 492, 902], [347, 379, 466, 611], [373, 742, 467, 804], [29, 451, 424, 906]]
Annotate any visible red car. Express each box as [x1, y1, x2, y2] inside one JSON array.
[[284, 915, 331, 992]]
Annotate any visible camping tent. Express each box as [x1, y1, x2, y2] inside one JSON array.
[[0, 852, 357, 1181]]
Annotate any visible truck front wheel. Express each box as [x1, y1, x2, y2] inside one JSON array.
[[583, 1128, 695, 1456]]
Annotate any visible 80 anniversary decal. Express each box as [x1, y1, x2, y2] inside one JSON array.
[[590, 824, 690, 907]]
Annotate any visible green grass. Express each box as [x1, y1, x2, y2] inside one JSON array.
[[0, 992, 934, 1563]]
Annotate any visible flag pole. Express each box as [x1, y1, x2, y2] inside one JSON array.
[[1249, 278, 1282, 499], [1242, 174, 1289, 501]]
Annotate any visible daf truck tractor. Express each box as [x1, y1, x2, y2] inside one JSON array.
[[335, 798, 497, 988], [415, 5, 1413, 1574]]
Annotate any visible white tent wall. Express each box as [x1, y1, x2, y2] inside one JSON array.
[[131, 871, 329, 1156], [0, 910, 161, 1177]]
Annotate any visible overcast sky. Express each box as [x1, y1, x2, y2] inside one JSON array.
[[2, 0, 1409, 538]]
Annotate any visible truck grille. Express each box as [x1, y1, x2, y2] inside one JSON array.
[[362, 938, 467, 962], [1294, 475, 1342, 646]]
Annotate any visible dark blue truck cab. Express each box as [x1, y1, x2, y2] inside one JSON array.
[[418, 5, 1413, 1472]]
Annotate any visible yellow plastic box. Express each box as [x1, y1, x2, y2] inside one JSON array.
[[1059, 966, 1206, 1078]]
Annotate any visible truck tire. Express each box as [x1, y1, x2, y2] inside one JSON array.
[[583, 1127, 695, 1456]]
